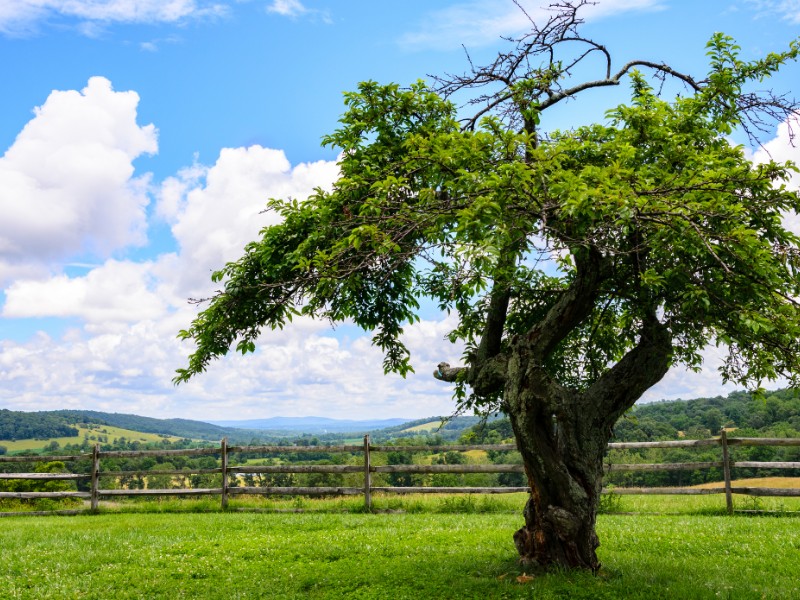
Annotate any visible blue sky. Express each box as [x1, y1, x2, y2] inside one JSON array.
[[1, 0, 799, 421]]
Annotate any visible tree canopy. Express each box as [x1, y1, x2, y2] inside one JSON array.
[[175, 34, 800, 406]]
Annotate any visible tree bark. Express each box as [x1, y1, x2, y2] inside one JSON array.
[[505, 344, 606, 570], [505, 315, 672, 571]]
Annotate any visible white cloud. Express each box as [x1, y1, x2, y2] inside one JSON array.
[[267, 0, 308, 18], [640, 346, 735, 404], [0, 136, 457, 420], [746, 0, 800, 24], [750, 116, 800, 235], [2, 141, 340, 327], [0, 306, 463, 419], [0, 77, 157, 286], [265, 0, 331, 24], [0, 0, 228, 35], [159, 144, 339, 298], [2, 259, 166, 325], [0, 136, 465, 420], [399, 0, 664, 51]]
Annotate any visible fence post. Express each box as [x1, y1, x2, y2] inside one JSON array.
[[363, 434, 372, 512], [221, 438, 229, 510], [90, 444, 100, 512], [720, 430, 733, 515]]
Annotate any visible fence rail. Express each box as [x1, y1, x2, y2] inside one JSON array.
[[1, 433, 799, 516]]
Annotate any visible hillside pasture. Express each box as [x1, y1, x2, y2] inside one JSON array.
[[0, 424, 184, 452], [1, 511, 798, 599], [400, 420, 445, 433]]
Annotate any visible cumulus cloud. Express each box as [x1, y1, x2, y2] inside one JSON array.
[[3, 140, 339, 323], [750, 116, 800, 235], [265, 0, 331, 24], [0, 0, 227, 36], [640, 346, 735, 403], [158, 145, 339, 298], [399, 0, 664, 51], [0, 305, 463, 419], [2, 259, 166, 325], [0, 76, 157, 285]]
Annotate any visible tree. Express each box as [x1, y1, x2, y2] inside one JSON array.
[[175, 2, 800, 571]]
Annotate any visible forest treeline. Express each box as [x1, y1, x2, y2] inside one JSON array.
[[4, 388, 800, 449], [614, 388, 800, 441], [0, 409, 480, 447], [461, 388, 800, 444], [463, 388, 800, 487], [0, 409, 78, 442]]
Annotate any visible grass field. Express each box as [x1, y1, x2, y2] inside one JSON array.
[[694, 477, 800, 489], [399, 419, 445, 433], [0, 425, 183, 452], [1, 508, 799, 599]]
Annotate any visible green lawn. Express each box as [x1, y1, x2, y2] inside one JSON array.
[[1, 510, 799, 599]]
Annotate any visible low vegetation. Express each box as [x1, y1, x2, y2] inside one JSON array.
[[1, 508, 798, 599]]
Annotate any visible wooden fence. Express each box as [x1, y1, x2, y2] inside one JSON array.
[[1, 433, 799, 516]]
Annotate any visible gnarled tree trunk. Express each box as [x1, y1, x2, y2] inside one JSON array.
[[504, 315, 672, 570], [508, 390, 608, 570]]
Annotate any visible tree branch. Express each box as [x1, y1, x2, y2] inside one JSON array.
[[433, 362, 466, 382], [526, 248, 609, 359], [476, 254, 515, 362], [537, 61, 702, 112], [582, 312, 672, 427], [433, 356, 508, 398]]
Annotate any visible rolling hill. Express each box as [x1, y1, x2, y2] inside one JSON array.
[[0, 409, 482, 451]]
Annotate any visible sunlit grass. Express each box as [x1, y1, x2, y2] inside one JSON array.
[[5, 488, 797, 517], [605, 491, 800, 514], [398, 420, 444, 433], [1, 511, 798, 599], [693, 476, 800, 489]]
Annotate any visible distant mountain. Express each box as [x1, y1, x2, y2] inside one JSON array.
[[210, 416, 409, 434]]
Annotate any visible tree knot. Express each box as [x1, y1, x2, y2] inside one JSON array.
[[545, 506, 580, 541]]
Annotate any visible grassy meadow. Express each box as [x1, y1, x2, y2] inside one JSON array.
[[398, 419, 445, 433], [2, 509, 799, 599], [2, 491, 800, 599], [0, 424, 183, 452]]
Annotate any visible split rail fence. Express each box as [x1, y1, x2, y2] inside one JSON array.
[[1, 432, 799, 516]]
